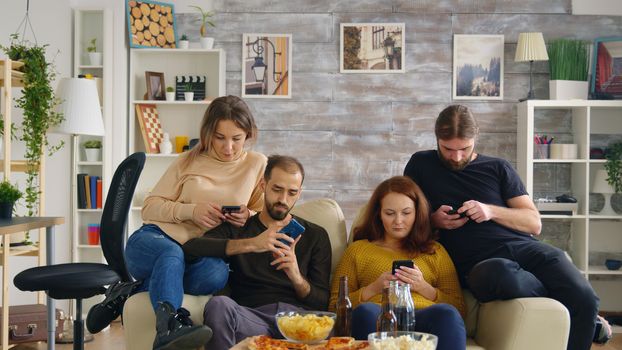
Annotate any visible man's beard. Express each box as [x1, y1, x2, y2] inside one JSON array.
[[266, 201, 291, 220], [438, 150, 473, 171]]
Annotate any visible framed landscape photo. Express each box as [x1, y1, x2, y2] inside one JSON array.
[[340, 23, 405, 73], [242, 33, 292, 98], [453, 34, 504, 100], [590, 37, 622, 99], [145, 71, 165, 100], [127, 0, 177, 48]]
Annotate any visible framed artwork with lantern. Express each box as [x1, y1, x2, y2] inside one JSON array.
[[339, 23, 405, 73], [242, 33, 292, 98]]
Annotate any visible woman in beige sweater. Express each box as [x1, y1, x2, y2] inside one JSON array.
[[124, 96, 267, 350]]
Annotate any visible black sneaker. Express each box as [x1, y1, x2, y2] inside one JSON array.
[[593, 315, 612, 344], [86, 280, 142, 333], [153, 302, 212, 350]]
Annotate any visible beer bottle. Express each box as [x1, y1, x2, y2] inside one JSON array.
[[334, 276, 352, 336], [376, 283, 397, 333]]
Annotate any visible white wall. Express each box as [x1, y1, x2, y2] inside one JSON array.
[[572, 0, 622, 15]]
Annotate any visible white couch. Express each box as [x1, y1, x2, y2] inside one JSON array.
[[123, 198, 570, 350]]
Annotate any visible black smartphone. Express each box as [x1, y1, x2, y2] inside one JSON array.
[[278, 218, 305, 245], [392, 260, 414, 275], [447, 209, 467, 218], [221, 205, 241, 214]]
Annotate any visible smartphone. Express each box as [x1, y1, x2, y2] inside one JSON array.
[[278, 218, 305, 245], [392, 260, 414, 275], [221, 205, 241, 214], [447, 208, 467, 218]]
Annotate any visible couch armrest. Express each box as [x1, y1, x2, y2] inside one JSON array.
[[475, 297, 569, 350]]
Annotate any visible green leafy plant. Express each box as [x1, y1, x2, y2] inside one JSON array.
[[87, 38, 97, 53], [189, 5, 216, 37], [180, 34, 189, 41], [1, 34, 64, 225], [184, 83, 193, 92], [547, 39, 589, 81], [0, 118, 19, 140], [166, 86, 174, 93], [604, 142, 622, 193], [0, 180, 22, 203], [83, 140, 102, 149]]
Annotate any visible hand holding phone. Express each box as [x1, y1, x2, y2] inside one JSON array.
[[447, 208, 468, 218], [392, 259, 414, 275], [278, 218, 305, 245], [221, 205, 241, 214]]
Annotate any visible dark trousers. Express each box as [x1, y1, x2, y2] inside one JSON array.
[[467, 240, 598, 350], [203, 296, 306, 350], [352, 303, 466, 350]]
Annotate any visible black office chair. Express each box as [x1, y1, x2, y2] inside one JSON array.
[[14, 152, 145, 350]]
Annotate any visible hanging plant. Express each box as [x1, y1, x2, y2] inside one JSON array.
[[1, 34, 64, 241]]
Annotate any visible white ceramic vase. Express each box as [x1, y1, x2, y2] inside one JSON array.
[[165, 92, 175, 101], [84, 148, 101, 162], [184, 92, 194, 101], [88, 52, 102, 66], [549, 80, 588, 100], [178, 40, 190, 49], [200, 37, 214, 49]]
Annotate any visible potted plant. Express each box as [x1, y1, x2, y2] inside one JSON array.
[[190, 5, 216, 49], [547, 39, 589, 100], [87, 38, 102, 66], [165, 86, 175, 101], [183, 83, 194, 101], [0, 180, 22, 219], [83, 140, 102, 162], [604, 142, 622, 193], [178, 34, 190, 49]]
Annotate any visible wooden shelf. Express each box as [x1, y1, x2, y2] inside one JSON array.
[[0, 60, 25, 87], [132, 100, 212, 105], [0, 160, 29, 172]]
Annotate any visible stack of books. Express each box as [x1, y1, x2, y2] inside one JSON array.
[[77, 174, 102, 209]]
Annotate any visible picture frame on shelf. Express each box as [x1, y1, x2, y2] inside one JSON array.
[[145, 71, 165, 100], [590, 37, 622, 100], [242, 33, 292, 99], [453, 34, 504, 100], [339, 23, 405, 73], [127, 0, 177, 48], [135, 104, 164, 153]]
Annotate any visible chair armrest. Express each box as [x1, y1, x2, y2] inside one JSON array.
[[475, 297, 569, 350]]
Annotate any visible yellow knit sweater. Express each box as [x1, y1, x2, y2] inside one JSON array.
[[329, 240, 466, 318]]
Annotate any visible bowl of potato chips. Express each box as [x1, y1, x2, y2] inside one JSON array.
[[275, 311, 336, 344]]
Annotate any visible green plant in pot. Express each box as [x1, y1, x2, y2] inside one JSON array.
[[86, 37, 102, 66], [165, 86, 175, 101], [604, 142, 622, 193], [547, 39, 589, 100], [83, 139, 102, 162], [189, 5, 216, 49], [0, 180, 23, 219]]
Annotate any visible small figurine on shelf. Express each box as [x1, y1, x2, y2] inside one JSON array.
[[178, 34, 190, 49], [165, 86, 175, 101], [159, 133, 173, 154], [87, 38, 102, 66]]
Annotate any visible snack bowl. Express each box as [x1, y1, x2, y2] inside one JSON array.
[[368, 331, 438, 350], [605, 259, 622, 271], [275, 311, 336, 344]]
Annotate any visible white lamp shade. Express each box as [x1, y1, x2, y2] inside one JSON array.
[[51, 78, 104, 136], [593, 169, 615, 194], [515, 32, 549, 62]]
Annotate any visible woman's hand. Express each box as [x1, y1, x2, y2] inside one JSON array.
[[361, 271, 396, 302], [192, 202, 224, 229], [395, 265, 437, 301], [224, 204, 250, 227]]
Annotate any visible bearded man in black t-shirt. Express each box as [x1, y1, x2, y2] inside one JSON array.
[[404, 105, 610, 350]]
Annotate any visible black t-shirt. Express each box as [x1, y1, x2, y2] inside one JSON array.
[[182, 214, 332, 311], [404, 150, 536, 278]]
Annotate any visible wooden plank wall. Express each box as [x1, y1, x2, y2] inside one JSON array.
[[176, 0, 622, 230]]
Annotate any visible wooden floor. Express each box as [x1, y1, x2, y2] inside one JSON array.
[[9, 321, 622, 350]]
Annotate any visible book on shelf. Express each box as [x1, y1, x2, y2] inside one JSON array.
[[90, 176, 98, 209], [84, 175, 91, 209], [77, 173, 87, 209], [96, 178, 102, 209]]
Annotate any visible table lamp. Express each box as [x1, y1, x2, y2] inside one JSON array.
[[515, 32, 549, 101], [592, 169, 617, 215], [52, 78, 105, 136]]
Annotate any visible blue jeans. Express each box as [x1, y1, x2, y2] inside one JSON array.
[[352, 303, 466, 350], [125, 224, 229, 310]]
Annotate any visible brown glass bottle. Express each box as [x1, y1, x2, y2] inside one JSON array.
[[334, 276, 352, 336], [376, 284, 397, 333]]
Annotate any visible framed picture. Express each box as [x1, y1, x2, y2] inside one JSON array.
[[242, 33, 292, 98], [135, 104, 164, 153], [127, 0, 177, 48], [590, 37, 622, 99], [453, 34, 504, 100], [145, 71, 165, 100], [340, 23, 405, 73]]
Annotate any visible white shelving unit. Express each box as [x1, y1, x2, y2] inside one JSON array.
[[127, 48, 226, 235], [71, 7, 113, 314], [517, 100, 622, 312]]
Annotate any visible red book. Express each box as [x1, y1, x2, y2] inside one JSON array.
[[96, 178, 103, 209]]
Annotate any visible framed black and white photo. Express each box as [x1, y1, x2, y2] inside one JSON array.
[[340, 23, 405, 73], [242, 33, 292, 98], [453, 34, 504, 100]]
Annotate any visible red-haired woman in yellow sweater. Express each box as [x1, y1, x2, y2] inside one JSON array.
[[329, 176, 466, 350]]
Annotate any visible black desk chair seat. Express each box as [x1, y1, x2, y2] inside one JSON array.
[[14, 152, 145, 350]]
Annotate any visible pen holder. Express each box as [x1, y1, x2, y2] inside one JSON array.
[[534, 144, 549, 159], [550, 144, 578, 159]]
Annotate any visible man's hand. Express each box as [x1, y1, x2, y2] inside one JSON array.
[[431, 205, 469, 230], [224, 204, 250, 227], [459, 200, 493, 223], [193, 202, 225, 229], [270, 235, 311, 298], [250, 224, 294, 254]]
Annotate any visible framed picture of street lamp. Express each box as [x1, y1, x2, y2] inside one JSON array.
[[453, 34, 504, 100], [242, 33, 292, 98], [340, 23, 405, 73]]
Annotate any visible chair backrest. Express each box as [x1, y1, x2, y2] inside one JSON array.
[[100, 152, 146, 282]]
